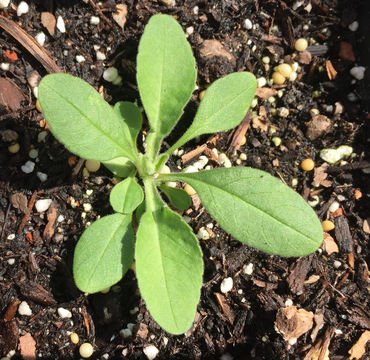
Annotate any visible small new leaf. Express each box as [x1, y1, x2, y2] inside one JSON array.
[[73, 214, 134, 293], [159, 185, 191, 211], [110, 177, 144, 214]]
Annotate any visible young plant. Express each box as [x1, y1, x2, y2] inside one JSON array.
[[38, 14, 323, 335]]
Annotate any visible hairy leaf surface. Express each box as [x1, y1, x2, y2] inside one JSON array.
[[73, 214, 134, 293], [163, 168, 323, 257], [159, 185, 191, 211], [102, 157, 136, 177], [38, 73, 135, 161], [136, 207, 203, 334], [110, 177, 144, 214]]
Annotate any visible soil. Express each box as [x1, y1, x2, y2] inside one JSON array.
[[0, 0, 369, 359]]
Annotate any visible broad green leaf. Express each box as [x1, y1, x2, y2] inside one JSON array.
[[163, 168, 323, 257], [137, 14, 196, 155], [102, 157, 136, 177], [135, 201, 146, 223], [110, 177, 144, 214], [159, 185, 191, 211], [136, 207, 203, 334], [38, 73, 135, 162], [168, 72, 257, 154], [114, 101, 142, 152], [73, 213, 134, 293]]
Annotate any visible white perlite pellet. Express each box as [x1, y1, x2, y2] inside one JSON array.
[[35, 199, 52, 213], [18, 301, 32, 316], [220, 277, 233, 293], [90, 16, 100, 25], [75, 55, 86, 63], [37, 172, 47, 182], [17, 1, 29, 16], [333, 260, 342, 269], [348, 21, 359, 32], [243, 263, 254, 275], [328, 201, 340, 213], [21, 161, 35, 174], [7, 258, 15, 265], [257, 77, 266, 88], [56, 16, 66, 33], [197, 227, 210, 240], [350, 66, 366, 80], [96, 51, 106, 61], [0, 0, 10, 9], [143, 345, 159, 360], [103, 67, 119, 82], [244, 19, 253, 30], [1, 62, 10, 71], [35, 32, 46, 46], [58, 307, 72, 318]]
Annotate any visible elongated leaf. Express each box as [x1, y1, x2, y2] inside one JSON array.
[[114, 101, 142, 152], [136, 207, 203, 334], [102, 157, 136, 177], [137, 14, 196, 139], [159, 185, 191, 211], [163, 168, 323, 257], [38, 73, 135, 161], [73, 214, 134, 293], [169, 72, 256, 153], [110, 177, 144, 214]]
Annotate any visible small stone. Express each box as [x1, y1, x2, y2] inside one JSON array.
[[56, 16, 66, 33], [328, 201, 340, 213], [350, 66, 366, 80], [37, 172, 48, 182], [243, 263, 254, 275], [29, 149, 38, 159], [58, 307, 72, 318], [35, 199, 52, 213], [90, 16, 100, 25], [119, 328, 132, 339], [244, 19, 253, 30], [17, 1, 29, 16], [7, 234, 15, 240], [285, 298, 293, 307], [35, 32, 46, 46], [218, 153, 232, 168], [83, 203, 92, 212], [320, 148, 342, 164], [239, 153, 247, 161], [197, 227, 210, 240], [103, 67, 119, 82], [79, 343, 94, 358], [257, 77, 267, 87], [0, 0, 10, 9], [143, 345, 159, 360], [21, 161, 35, 174], [220, 277, 233, 293], [1, 62, 10, 71], [272, 137, 281, 147], [18, 301, 32, 316], [96, 51, 106, 61], [7, 258, 15, 265], [76, 55, 86, 63], [348, 21, 359, 32], [333, 260, 341, 269], [38, 131, 48, 142], [57, 214, 65, 222]]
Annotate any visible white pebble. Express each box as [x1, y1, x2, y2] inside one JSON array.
[[320, 149, 342, 164], [76, 55, 86, 63], [7, 258, 15, 265], [119, 328, 132, 338], [83, 203, 92, 212], [21, 160, 35, 174], [186, 26, 194, 36], [308, 195, 320, 207], [197, 227, 210, 240], [288, 338, 297, 346], [162, 337, 168, 346], [1, 62, 10, 71], [121, 349, 128, 356], [57, 214, 65, 222], [350, 66, 366, 81], [18, 301, 32, 316], [244, 19, 253, 30], [35, 199, 52, 213], [328, 201, 340, 213], [257, 77, 267, 88], [56, 16, 66, 33], [348, 21, 359, 32], [7, 234, 15, 240], [347, 92, 358, 102], [58, 307, 72, 318], [218, 153, 232, 168], [220, 277, 233, 293], [333, 260, 341, 269], [143, 345, 159, 360], [0, 0, 10, 9], [33, 86, 38, 98], [337, 195, 346, 202], [103, 67, 119, 82], [285, 298, 293, 307], [243, 263, 254, 275], [17, 1, 29, 16], [37, 131, 48, 142], [96, 51, 106, 61], [37, 172, 47, 182], [184, 165, 198, 173], [90, 16, 100, 25], [35, 32, 46, 46]]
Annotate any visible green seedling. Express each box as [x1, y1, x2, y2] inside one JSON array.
[[38, 14, 323, 335]]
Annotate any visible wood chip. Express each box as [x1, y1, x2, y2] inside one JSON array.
[[0, 319, 19, 355], [311, 312, 325, 342], [43, 202, 58, 242], [0, 78, 26, 112], [298, 50, 312, 64], [305, 115, 331, 140], [325, 60, 337, 80], [255, 87, 277, 100], [304, 274, 320, 285], [136, 323, 148, 339], [200, 39, 235, 64], [313, 163, 331, 187], [252, 106, 269, 132], [362, 218, 370, 234], [288, 255, 313, 295], [113, 4, 127, 29], [18, 333, 36, 360], [322, 232, 339, 255], [348, 330, 370, 360], [275, 306, 314, 341], [182, 144, 207, 164], [41, 12, 56, 36], [10, 193, 29, 214], [227, 113, 251, 154], [215, 292, 235, 324]]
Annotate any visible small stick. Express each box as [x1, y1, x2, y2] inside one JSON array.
[[88, 0, 113, 28], [17, 191, 37, 235], [227, 112, 251, 155]]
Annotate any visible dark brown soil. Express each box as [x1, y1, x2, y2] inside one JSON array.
[[0, 0, 369, 359]]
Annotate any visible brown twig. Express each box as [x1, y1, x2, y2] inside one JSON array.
[[17, 191, 37, 235], [227, 112, 251, 155], [88, 0, 113, 28], [0, 15, 62, 73]]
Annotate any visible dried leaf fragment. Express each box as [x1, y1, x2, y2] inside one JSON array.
[[0, 77, 25, 112], [255, 87, 277, 100], [362, 218, 370, 234], [325, 60, 337, 80], [10, 193, 29, 214], [19, 333, 36, 360], [200, 39, 235, 63], [306, 115, 331, 140], [275, 306, 314, 341], [113, 4, 127, 29], [348, 330, 370, 360], [322, 232, 339, 255], [41, 12, 56, 36], [313, 163, 331, 187]]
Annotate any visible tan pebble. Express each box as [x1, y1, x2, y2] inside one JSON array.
[[79, 343, 93, 358], [295, 38, 308, 52], [85, 159, 100, 172], [184, 183, 196, 196], [70, 332, 79, 344], [8, 142, 20, 153], [240, 135, 246, 146], [35, 100, 42, 112], [272, 72, 285, 85], [322, 220, 335, 232], [301, 158, 315, 171], [277, 63, 292, 78], [199, 89, 206, 101]]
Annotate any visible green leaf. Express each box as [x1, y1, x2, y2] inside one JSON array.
[[163, 168, 323, 257], [136, 207, 203, 334], [137, 14, 196, 155], [38, 73, 135, 162], [168, 72, 257, 154], [102, 157, 136, 177], [114, 101, 142, 152], [110, 177, 144, 214], [159, 185, 191, 211], [73, 214, 134, 293]]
